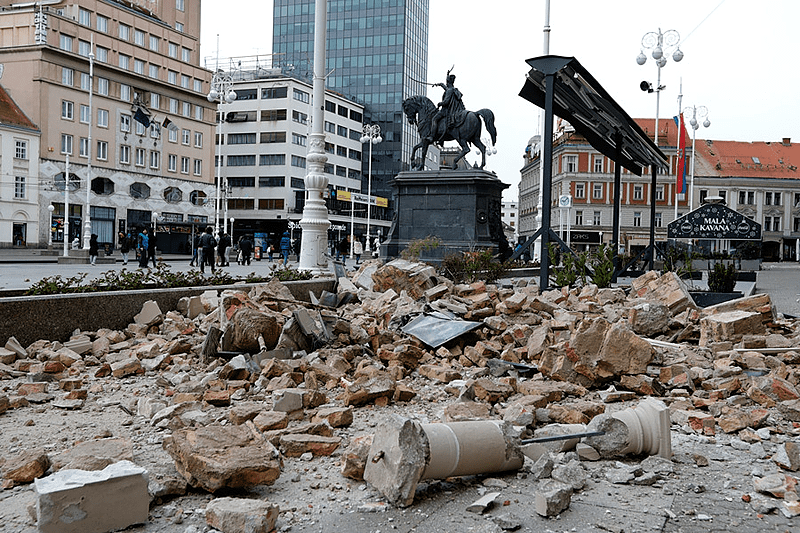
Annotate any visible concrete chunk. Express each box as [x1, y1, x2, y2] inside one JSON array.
[[35, 460, 149, 533], [535, 479, 572, 516], [205, 497, 279, 533]]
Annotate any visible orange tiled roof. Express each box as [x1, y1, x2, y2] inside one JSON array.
[[692, 138, 800, 179], [0, 84, 38, 131]]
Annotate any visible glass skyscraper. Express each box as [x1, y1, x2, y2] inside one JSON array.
[[272, 0, 430, 204]]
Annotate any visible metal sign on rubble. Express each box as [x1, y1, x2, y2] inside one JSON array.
[[667, 202, 762, 240], [401, 312, 481, 348]]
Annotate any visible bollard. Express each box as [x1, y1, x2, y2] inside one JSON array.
[[364, 415, 524, 507]]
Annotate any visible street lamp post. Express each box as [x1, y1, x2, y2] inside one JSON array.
[[636, 29, 684, 146], [63, 154, 71, 258], [83, 37, 95, 251], [207, 49, 237, 239], [229, 217, 235, 247], [684, 105, 710, 212], [47, 204, 54, 247], [153, 212, 159, 259], [360, 124, 382, 253]]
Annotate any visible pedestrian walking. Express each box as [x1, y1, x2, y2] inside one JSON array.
[[239, 235, 253, 266], [148, 230, 158, 268], [119, 232, 131, 265], [199, 226, 216, 274], [353, 235, 363, 264], [280, 231, 291, 266], [89, 234, 99, 266], [218, 232, 231, 267], [137, 228, 149, 268], [337, 235, 349, 261], [268, 243, 274, 262], [189, 233, 200, 267]]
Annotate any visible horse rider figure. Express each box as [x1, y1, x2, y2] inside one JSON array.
[[428, 71, 465, 144]]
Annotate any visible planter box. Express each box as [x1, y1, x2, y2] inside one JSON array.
[[739, 259, 761, 271], [689, 291, 744, 308], [691, 259, 709, 270]]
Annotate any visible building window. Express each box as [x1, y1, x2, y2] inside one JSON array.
[[176, 0, 185, 11], [292, 133, 307, 146], [193, 159, 202, 176], [194, 105, 202, 120], [699, 189, 708, 204], [79, 137, 89, 158], [181, 74, 190, 89], [14, 140, 27, 160], [168, 128, 178, 143], [633, 212, 642, 227], [95, 77, 108, 96], [633, 184, 643, 200], [182, 102, 191, 117], [349, 149, 361, 161], [150, 151, 160, 169], [150, 92, 160, 110], [119, 54, 130, 70], [164, 187, 182, 203], [182, 47, 191, 62], [259, 176, 285, 187], [719, 190, 727, 204], [656, 185, 664, 201], [176, 22, 184, 32], [593, 211, 601, 226], [134, 59, 145, 75], [62, 100, 74, 120], [149, 123, 160, 139], [575, 210, 583, 225], [260, 154, 286, 166], [794, 217, 800, 232], [168, 70, 178, 85], [654, 212, 662, 228], [62, 67, 74, 86], [739, 190, 755, 205], [325, 100, 336, 113], [190, 191, 207, 206], [324, 121, 336, 134], [120, 84, 131, 102], [120, 145, 130, 164], [149, 35, 159, 52], [765, 216, 781, 232], [134, 30, 145, 47], [337, 125, 348, 137], [228, 177, 255, 188], [149, 64, 159, 79], [135, 147, 146, 167], [14, 176, 25, 199], [96, 140, 108, 161], [564, 155, 578, 173], [262, 87, 288, 99], [96, 15, 108, 33], [194, 132, 203, 148], [593, 155, 603, 173], [96, 46, 109, 64], [119, 23, 130, 41], [59, 34, 73, 52], [293, 110, 308, 125], [766, 191, 782, 206], [97, 109, 109, 128], [182, 129, 190, 145], [227, 155, 257, 166], [78, 8, 91, 26], [120, 114, 131, 132], [291, 155, 307, 168], [61, 134, 73, 154], [168, 154, 177, 172], [194, 79, 202, 93], [593, 183, 603, 200], [258, 199, 285, 210], [574, 183, 585, 199], [260, 132, 286, 144], [293, 88, 310, 103], [78, 40, 91, 57], [181, 157, 189, 174]]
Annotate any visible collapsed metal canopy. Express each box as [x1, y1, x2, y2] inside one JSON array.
[[519, 55, 668, 174]]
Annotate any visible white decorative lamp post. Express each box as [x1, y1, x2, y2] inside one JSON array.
[[636, 28, 684, 145], [229, 217, 235, 245], [47, 204, 54, 247], [684, 105, 710, 212], [207, 48, 237, 238], [360, 124, 382, 253], [82, 37, 95, 251], [298, 0, 331, 273]]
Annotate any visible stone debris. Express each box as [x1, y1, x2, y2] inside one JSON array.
[[0, 267, 799, 530]]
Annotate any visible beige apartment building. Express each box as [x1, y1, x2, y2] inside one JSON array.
[[0, 0, 215, 252]]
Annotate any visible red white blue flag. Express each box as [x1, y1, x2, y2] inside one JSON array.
[[673, 114, 688, 194]]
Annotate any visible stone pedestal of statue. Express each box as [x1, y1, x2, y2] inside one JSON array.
[[382, 169, 510, 262]]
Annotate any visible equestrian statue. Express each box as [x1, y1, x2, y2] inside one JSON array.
[[403, 71, 497, 171]]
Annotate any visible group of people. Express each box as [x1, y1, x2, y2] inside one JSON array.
[[110, 229, 157, 268], [189, 228, 253, 273], [335, 234, 380, 264]]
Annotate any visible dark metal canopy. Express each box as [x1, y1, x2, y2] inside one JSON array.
[[519, 55, 668, 174]]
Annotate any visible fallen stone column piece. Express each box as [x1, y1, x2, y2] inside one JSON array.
[[34, 460, 149, 533], [364, 415, 523, 507], [586, 398, 672, 458]]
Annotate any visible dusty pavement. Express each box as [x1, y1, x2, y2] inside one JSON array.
[[1, 260, 799, 533]]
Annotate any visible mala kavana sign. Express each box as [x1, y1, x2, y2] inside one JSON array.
[[668, 203, 762, 240]]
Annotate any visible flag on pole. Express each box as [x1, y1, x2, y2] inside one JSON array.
[[673, 114, 688, 194], [133, 106, 151, 128], [162, 116, 179, 132]]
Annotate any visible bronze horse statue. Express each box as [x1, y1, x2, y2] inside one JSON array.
[[403, 95, 497, 170]]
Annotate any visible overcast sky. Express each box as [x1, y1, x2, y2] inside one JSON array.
[[201, 0, 800, 201]]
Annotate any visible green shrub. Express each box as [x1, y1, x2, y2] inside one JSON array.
[[708, 262, 737, 292], [400, 236, 442, 261], [439, 248, 508, 284]]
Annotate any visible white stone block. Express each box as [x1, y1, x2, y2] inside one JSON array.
[[35, 460, 149, 533]]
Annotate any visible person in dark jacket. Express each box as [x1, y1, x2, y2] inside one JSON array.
[[89, 234, 99, 266], [199, 226, 216, 274], [280, 231, 291, 266], [217, 232, 231, 267], [119, 232, 131, 265], [336, 236, 349, 261], [238, 235, 253, 266], [137, 228, 149, 268], [189, 233, 201, 266]]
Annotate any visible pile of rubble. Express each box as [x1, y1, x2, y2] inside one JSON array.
[[1, 260, 799, 532]]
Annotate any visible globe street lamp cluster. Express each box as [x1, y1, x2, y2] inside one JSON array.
[[207, 70, 237, 237], [684, 105, 710, 211], [360, 124, 382, 253], [636, 28, 683, 145]]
